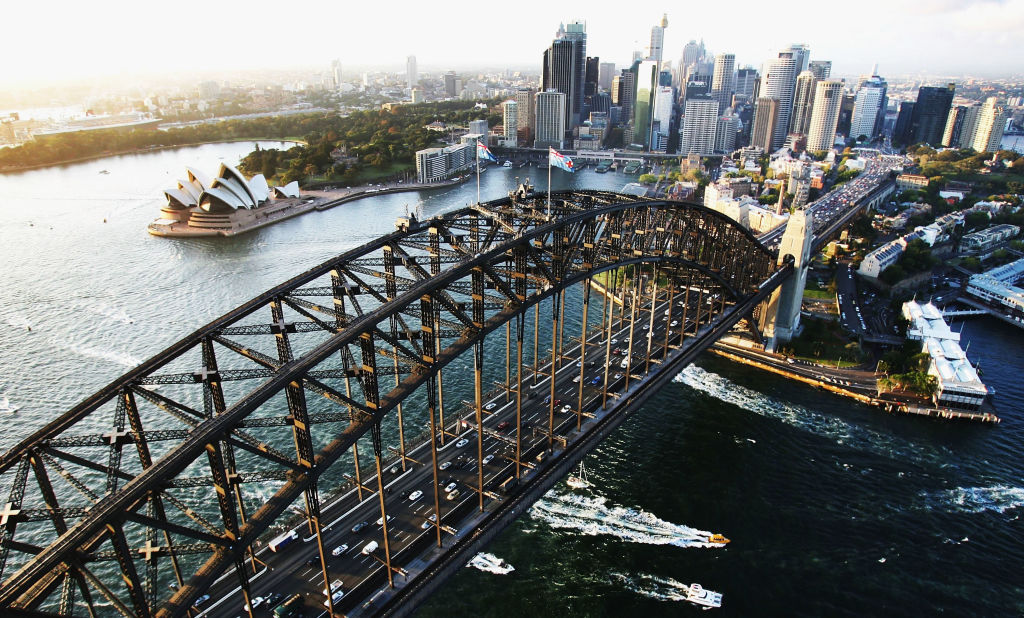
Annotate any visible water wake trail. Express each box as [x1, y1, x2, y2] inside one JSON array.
[[609, 571, 699, 602], [920, 484, 1024, 515], [529, 490, 720, 549], [466, 552, 515, 575]]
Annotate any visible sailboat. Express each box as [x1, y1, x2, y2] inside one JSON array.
[[566, 461, 590, 489]]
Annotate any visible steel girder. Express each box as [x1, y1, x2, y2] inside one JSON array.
[[0, 190, 780, 616]]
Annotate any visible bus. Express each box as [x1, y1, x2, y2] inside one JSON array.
[[268, 530, 298, 552], [273, 594, 303, 618]]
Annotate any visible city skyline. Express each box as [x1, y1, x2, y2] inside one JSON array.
[[4, 0, 1024, 90]]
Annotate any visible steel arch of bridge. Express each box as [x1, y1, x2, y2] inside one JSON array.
[[0, 190, 780, 616]]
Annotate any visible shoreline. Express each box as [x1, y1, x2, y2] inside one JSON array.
[[585, 281, 1001, 424], [0, 137, 304, 174]]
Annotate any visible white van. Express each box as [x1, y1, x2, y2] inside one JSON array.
[[361, 541, 378, 555]]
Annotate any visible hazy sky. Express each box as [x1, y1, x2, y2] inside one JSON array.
[[4, 0, 1023, 89]]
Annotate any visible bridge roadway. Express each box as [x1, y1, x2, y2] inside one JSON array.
[[194, 277, 782, 618]]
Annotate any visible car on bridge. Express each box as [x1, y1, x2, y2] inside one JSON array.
[[421, 513, 437, 529], [455, 438, 469, 448], [484, 402, 497, 410], [331, 544, 349, 556], [497, 421, 511, 432], [439, 461, 452, 470], [409, 490, 423, 501], [444, 482, 458, 493], [351, 521, 369, 533], [483, 454, 495, 465]]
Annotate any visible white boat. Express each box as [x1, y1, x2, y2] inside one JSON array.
[[685, 583, 722, 609], [503, 160, 512, 167], [0, 395, 18, 414], [466, 552, 514, 574], [566, 461, 590, 489]]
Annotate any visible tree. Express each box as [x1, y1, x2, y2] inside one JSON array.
[[638, 173, 657, 185]]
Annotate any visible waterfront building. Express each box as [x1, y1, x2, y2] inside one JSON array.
[[469, 119, 489, 144], [902, 301, 988, 410], [534, 89, 566, 149], [542, 20, 587, 131], [910, 84, 955, 146], [759, 48, 800, 149], [808, 60, 831, 80], [966, 257, 1024, 322], [751, 97, 779, 151], [679, 96, 719, 156], [805, 79, 844, 152], [959, 224, 1019, 254], [850, 75, 887, 141], [970, 97, 1007, 153], [790, 71, 817, 135], [711, 53, 736, 114], [501, 100, 518, 146], [406, 55, 417, 90], [648, 14, 668, 66], [415, 142, 474, 183]]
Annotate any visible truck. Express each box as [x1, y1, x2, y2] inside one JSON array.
[[268, 530, 298, 552]]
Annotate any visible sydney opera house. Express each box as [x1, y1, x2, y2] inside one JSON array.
[[148, 163, 306, 236]]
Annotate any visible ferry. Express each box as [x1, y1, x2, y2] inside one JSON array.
[[595, 160, 612, 173], [566, 461, 590, 489], [685, 583, 722, 609], [708, 533, 730, 545]]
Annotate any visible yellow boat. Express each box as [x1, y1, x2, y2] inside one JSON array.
[[709, 533, 730, 544]]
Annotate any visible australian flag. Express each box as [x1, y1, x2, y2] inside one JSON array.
[[549, 147, 575, 173], [477, 141, 498, 163]]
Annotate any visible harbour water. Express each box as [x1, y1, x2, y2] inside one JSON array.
[[0, 144, 1022, 615]]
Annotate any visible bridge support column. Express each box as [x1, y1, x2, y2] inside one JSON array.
[[760, 209, 814, 351]]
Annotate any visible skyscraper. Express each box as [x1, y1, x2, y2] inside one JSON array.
[[790, 70, 817, 135], [806, 80, 844, 152], [957, 102, 982, 149], [677, 40, 704, 87], [759, 48, 800, 149], [680, 96, 719, 155], [892, 101, 915, 147], [850, 76, 887, 140], [971, 97, 1006, 153], [648, 14, 668, 67], [652, 86, 675, 151], [598, 62, 616, 90], [788, 44, 811, 75], [617, 67, 636, 121], [406, 56, 417, 90], [751, 97, 779, 151], [633, 60, 660, 148], [910, 83, 955, 146], [735, 67, 759, 101], [514, 88, 536, 143], [444, 71, 457, 97], [808, 60, 831, 80], [534, 90, 566, 149], [502, 100, 518, 143], [711, 53, 736, 114], [942, 105, 968, 147], [331, 60, 343, 89], [542, 21, 587, 131], [715, 114, 740, 154]]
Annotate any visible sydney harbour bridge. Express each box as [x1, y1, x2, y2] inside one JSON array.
[[0, 179, 890, 617]]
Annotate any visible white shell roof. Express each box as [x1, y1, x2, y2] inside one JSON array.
[[185, 167, 211, 190], [211, 177, 256, 209], [218, 163, 258, 206], [274, 181, 301, 198], [249, 174, 270, 203], [199, 186, 246, 211]]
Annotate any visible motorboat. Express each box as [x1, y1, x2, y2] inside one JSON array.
[[685, 583, 722, 609], [708, 533, 730, 544], [466, 552, 515, 574]]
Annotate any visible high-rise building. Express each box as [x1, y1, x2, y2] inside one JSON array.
[[331, 60, 343, 90], [502, 100, 518, 144], [892, 101, 916, 147], [617, 67, 636, 121], [971, 97, 1007, 153], [850, 76, 887, 140], [648, 14, 668, 67], [790, 70, 817, 135], [910, 83, 955, 146], [735, 67, 759, 100], [711, 53, 736, 114], [652, 86, 675, 151], [633, 60, 659, 148], [598, 62, 616, 90], [751, 97, 779, 151], [411, 88, 423, 104], [808, 60, 831, 80], [406, 56, 417, 90], [514, 88, 536, 143], [715, 114, 740, 153], [788, 44, 811, 75], [679, 96, 719, 155], [684, 75, 711, 100], [542, 21, 587, 132], [957, 102, 982, 149], [583, 56, 601, 116], [759, 49, 800, 149], [806, 79, 844, 152], [469, 119, 489, 144], [444, 71, 457, 97], [942, 105, 968, 147], [534, 90, 566, 149]]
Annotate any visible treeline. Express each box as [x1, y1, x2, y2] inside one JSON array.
[[237, 100, 496, 185], [0, 114, 338, 171]]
